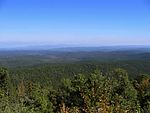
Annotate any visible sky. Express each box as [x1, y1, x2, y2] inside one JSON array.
[[0, 0, 150, 47]]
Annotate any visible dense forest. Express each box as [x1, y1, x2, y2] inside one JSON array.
[[0, 49, 150, 113], [0, 67, 150, 113]]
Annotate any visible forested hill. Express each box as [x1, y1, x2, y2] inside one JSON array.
[[0, 47, 150, 68], [0, 48, 149, 79], [0, 47, 150, 112], [0, 67, 150, 112]]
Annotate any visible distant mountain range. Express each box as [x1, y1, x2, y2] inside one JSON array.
[[0, 45, 150, 52], [0, 45, 150, 68]]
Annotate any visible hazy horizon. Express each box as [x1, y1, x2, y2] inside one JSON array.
[[0, 0, 150, 47], [1, 43, 150, 50]]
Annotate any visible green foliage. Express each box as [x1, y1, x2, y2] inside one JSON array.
[[0, 66, 150, 113], [0, 67, 9, 92], [134, 74, 150, 113]]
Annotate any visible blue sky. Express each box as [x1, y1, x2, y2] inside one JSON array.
[[0, 0, 150, 47]]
